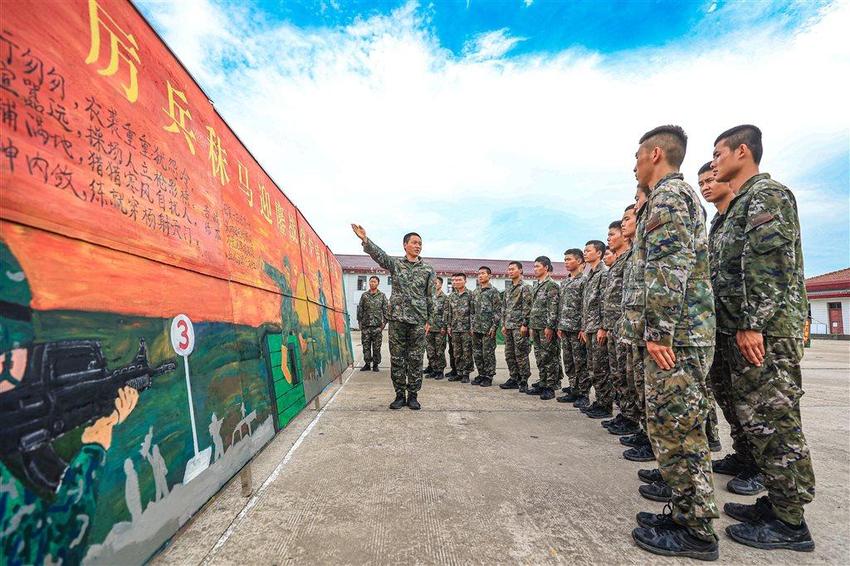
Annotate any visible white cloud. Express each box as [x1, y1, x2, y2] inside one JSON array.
[[140, 0, 849, 269], [524, 0, 535, 8]]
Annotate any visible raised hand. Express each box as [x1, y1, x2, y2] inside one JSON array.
[[351, 223, 367, 242]]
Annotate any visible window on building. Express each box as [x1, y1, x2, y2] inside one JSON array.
[[357, 275, 367, 290], [828, 302, 841, 309]]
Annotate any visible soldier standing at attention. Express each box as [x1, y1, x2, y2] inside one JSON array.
[[425, 276, 448, 380], [351, 224, 435, 411], [557, 250, 589, 404], [710, 125, 815, 551], [698, 161, 764, 495], [445, 273, 474, 383], [445, 285, 458, 378], [579, 240, 612, 418], [600, 220, 637, 434], [629, 125, 719, 560], [356, 275, 388, 372], [470, 266, 502, 387], [500, 261, 532, 392], [527, 256, 561, 400]]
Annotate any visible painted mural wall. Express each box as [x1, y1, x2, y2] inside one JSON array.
[[0, 1, 353, 564]]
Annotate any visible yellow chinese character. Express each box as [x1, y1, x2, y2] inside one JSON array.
[[207, 126, 229, 185], [237, 161, 252, 207], [258, 183, 272, 224], [162, 81, 195, 154], [275, 201, 286, 234], [288, 210, 297, 241], [85, 0, 141, 103]]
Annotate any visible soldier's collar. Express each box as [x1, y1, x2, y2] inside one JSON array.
[[734, 172, 772, 199], [652, 171, 684, 191]]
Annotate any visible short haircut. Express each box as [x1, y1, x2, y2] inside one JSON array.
[[478, 266, 492, 275], [586, 240, 606, 254], [698, 161, 713, 176], [608, 220, 622, 231], [402, 232, 421, 245], [452, 272, 466, 280], [714, 124, 763, 165], [639, 125, 687, 168], [507, 261, 523, 271], [534, 256, 553, 272], [369, 275, 379, 282], [435, 276, 444, 284], [624, 204, 636, 213], [564, 248, 584, 262]]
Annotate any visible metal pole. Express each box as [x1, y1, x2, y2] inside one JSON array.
[[184, 355, 200, 454]]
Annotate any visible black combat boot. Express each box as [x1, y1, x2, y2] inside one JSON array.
[[632, 523, 719, 561], [407, 392, 421, 410], [727, 468, 766, 496], [361, 363, 371, 371], [559, 391, 580, 403], [500, 378, 519, 389], [561, 386, 573, 394], [609, 418, 641, 436], [389, 391, 406, 410], [432, 371, 445, 380], [602, 414, 624, 428], [471, 375, 484, 385], [539, 387, 555, 400], [460, 375, 470, 383], [623, 444, 656, 462], [580, 401, 599, 414], [712, 453, 744, 476], [518, 380, 528, 393], [447, 374, 462, 382], [479, 377, 493, 387], [530, 380, 541, 389], [372, 363, 379, 372], [526, 384, 543, 395], [423, 366, 432, 375], [586, 405, 613, 419], [620, 430, 649, 448], [573, 395, 590, 409], [708, 439, 722, 452], [724, 496, 772, 523], [639, 480, 672, 502], [638, 468, 663, 484], [726, 513, 814, 552], [635, 502, 677, 530], [446, 369, 457, 378]]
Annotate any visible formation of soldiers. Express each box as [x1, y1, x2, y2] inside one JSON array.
[[351, 123, 815, 560]]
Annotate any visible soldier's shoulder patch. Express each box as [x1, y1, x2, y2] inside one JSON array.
[[750, 212, 775, 228], [646, 213, 669, 233]]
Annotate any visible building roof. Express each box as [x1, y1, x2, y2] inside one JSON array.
[[806, 267, 850, 293], [336, 254, 569, 278]]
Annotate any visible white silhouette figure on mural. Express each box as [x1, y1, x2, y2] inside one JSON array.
[[140, 426, 170, 502], [209, 412, 224, 462], [123, 458, 142, 522]]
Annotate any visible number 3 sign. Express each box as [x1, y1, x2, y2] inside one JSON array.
[[170, 314, 195, 356]]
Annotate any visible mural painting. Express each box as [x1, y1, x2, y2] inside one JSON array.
[[0, 1, 352, 564]]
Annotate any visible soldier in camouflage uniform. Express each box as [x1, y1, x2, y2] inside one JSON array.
[[446, 285, 458, 377], [425, 277, 448, 379], [629, 126, 719, 561], [353, 225, 435, 410], [527, 256, 561, 400], [710, 125, 815, 551], [470, 266, 502, 387], [557, 249, 588, 404], [500, 261, 532, 391], [445, 273, 474, 383], [600, 220, 640, 435], [357, 275, 388, 371], [698, 161, 763, 495], [580, 240, 612, 418]]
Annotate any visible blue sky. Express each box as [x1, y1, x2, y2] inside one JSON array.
[[138, 0, 849, 276]]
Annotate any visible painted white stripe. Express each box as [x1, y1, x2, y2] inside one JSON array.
[[202, 364, 357, 563]]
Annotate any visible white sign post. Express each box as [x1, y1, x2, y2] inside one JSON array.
[[170, 314, 211, 483]]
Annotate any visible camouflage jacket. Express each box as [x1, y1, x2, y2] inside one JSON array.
[[707, 212, 724, 286], [356, 290, 388, 327], [641, 172, 715, 347], [557, 273, 585, 332], [429, 290, 447, 328], [620, 208, 647, 346], [445, 288, 473, 332], [362, 238, 435, 325], [529, 276, 560, 330], [713, 173, 806, 338], [471, 285, 503, 333], [602, 251, 629, 335], [581, 262, 608, 332], [503, 280, 532, 330]]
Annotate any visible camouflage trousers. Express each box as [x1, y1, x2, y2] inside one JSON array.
[[361, 325, 383, 365], [532, 330, 560, 389], [450, 331, 473, 376], [447, 330, 456, 371], [472, 332, 497, 377], [388, 321, 426, 394], [624, 344, 646, 428], [504, 328, 531, 382], [561, 331, 588, 393], [707, 335, 753, 466], [644, 346, 718, 541], [586, 332, 613, 409], [609, 337, 638, 420], [722, 334, 815, 525], [425, 330, 448, 373]]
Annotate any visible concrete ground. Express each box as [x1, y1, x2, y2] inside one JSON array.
[[153, 335, 850, 565]]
